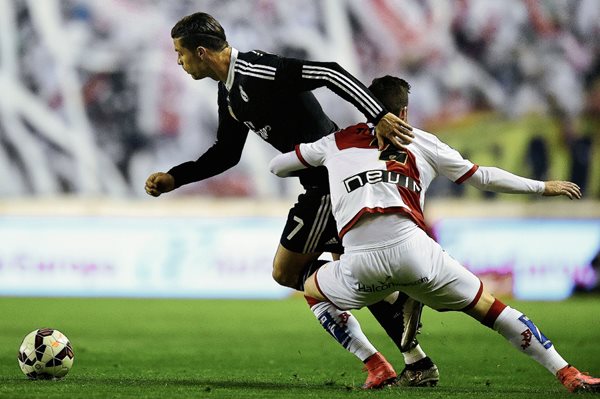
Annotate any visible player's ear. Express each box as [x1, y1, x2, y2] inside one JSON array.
[[400, 106, 408, 122], [196, 46, 207, 59]]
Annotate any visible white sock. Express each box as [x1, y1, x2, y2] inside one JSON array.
[[310, 301, 377, 361], [402, 343, 426, 365], [493, 306, 568, 374]]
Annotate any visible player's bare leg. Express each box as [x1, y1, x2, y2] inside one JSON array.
[[272, 244, 321, 288], [466, 289, 600, 393], [272, 244, 341, 290]]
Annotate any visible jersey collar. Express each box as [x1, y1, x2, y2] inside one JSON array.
[[225, 47, 239, 91]]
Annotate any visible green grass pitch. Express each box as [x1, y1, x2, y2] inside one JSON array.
[[1, 295, 599, 399]]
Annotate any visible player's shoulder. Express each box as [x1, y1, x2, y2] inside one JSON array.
[[412, 127, 438, 142], [334, 123, 375, 150], [234, 50, 279, 82], [411, 127, 444, 149], [407, 127, 447, 162], [238, 50, 279, 65], [336, 122, 373, 138]]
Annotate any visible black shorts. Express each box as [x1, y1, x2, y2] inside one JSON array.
[[280, 188, 344, 255]]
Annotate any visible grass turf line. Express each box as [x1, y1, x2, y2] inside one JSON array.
[[0, 296, 598, 398]]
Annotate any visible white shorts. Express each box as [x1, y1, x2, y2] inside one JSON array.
[[314, 227, 482, 311]]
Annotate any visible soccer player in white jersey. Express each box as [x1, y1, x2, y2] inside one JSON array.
[[269, 75, 600, 393]]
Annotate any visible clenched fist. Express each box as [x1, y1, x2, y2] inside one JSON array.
[[145, 172, 175, 197]]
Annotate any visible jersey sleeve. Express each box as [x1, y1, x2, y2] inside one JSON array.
[[268, 151, 307, 177], [274, 57, 387, 124], [431, 134, 544, 193], [468, 166, 545, 194], [296, 134, 336, 167], [434, 139, 479, 184], [268, 134, 334, 177], [167, 84, 249, 188]]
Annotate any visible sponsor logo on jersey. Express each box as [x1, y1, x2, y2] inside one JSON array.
[[343, 170, 421, 193], [379, 147, 408, 163], [243, 121, 272, 140], [255, 125, 271, 140], [324, 237, 339, 245]]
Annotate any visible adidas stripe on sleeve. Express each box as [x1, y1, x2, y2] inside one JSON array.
[[235, 58, 276, 80], [276, 58, 387, 124]]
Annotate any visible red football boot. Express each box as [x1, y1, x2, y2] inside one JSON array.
[[362, 352, 397, 389], [557, 365, 600, 393]]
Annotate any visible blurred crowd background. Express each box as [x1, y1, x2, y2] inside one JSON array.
[[1, 0, 599, 199]]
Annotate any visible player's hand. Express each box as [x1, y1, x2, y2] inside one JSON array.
[[374, 112, 414, 150], [542, 181, 581, 200], [145, 172, 175, 197]]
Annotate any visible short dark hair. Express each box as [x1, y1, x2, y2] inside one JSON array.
[[171, 12, 228, 51], [368, 76, 411, 115]]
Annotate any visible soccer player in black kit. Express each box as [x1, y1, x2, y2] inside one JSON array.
[[145, 12, 438, 389]]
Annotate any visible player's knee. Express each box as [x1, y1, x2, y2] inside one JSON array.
[[272, 263, 298, 289], [271, 267, 285, 285]]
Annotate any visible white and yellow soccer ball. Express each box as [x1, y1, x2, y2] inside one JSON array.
[[17, 328, 74, 380]]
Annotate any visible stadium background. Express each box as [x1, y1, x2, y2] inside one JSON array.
[[1, 0, 599, 301]]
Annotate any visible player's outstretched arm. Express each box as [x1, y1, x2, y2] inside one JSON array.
[[467, 167, 581, 200], [375, 113, 414, 150], [145, 172, 175, 197], [280, 59, 413, 149], [542, 180, 582, 199], [269, 152, 307, 177]]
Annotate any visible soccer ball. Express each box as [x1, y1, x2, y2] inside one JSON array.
[[17, 328, 74, 380]]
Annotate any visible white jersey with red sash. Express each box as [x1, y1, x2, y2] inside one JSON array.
[[295, 123, 478, 239]]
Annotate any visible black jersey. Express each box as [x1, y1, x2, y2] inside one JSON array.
[[168, 48, 387, 189]]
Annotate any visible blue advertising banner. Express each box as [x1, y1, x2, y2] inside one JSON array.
[[2, 215, 598, 300], [433, 218, 600, 300], [0, 216, 292, 299]]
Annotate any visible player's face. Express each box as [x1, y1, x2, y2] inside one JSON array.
[[173, 38, 209, 80]]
